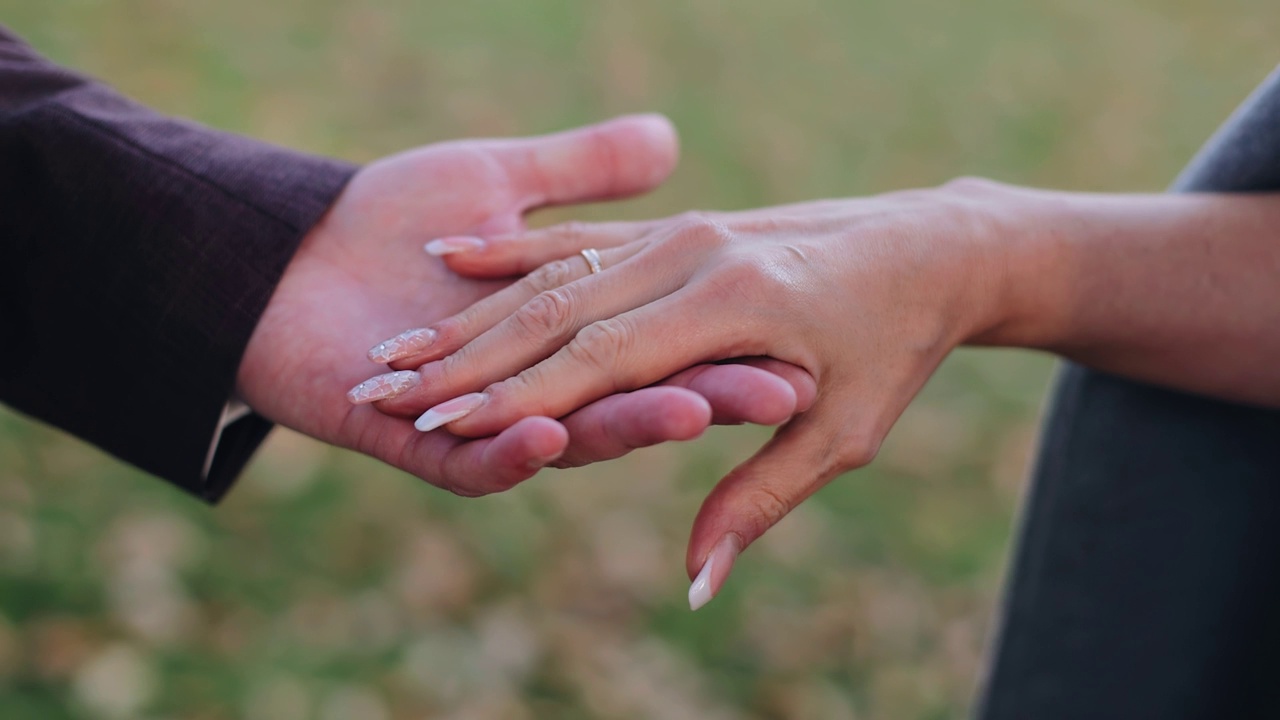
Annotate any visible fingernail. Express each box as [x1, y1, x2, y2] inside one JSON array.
[[368, 328, 437, 363], [346, 371, 422, 404], [425, 236, 486, 256], [525, 452, 563, 471], [688, 535, 741, 611], [414, 393, 487, 432]]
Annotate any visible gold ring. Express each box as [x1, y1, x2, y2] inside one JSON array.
[[580, 248, 604, 275]]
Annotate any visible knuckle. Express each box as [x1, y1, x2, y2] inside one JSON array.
[[484, 371, 533, 405], [513, 288, 577, 340], [724, 255, 771, 284], [483, 374, 522, 404], [558, 220, 589, 244], [670, 215, 733, 254], [835, 430, 882, 469], [567, 317, 634, 372], [430, 316, 466, 347], [481, 371, 547, 419], [704, 255, 785, 304], [435, 347, 475, 386], [941, 175, 1000, 195], [521, 258, 576, 294], [740, 485, 794, 537], [672, 210, 709, 226]]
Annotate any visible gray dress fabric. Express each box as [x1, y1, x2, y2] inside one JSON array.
[[977, 66, 1280, 719]]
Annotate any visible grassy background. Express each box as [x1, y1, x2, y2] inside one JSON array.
[[1, 1, 1276, 718]]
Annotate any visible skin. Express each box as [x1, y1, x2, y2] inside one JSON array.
[[361, 178, 1280, 603], [236, 114, 815, 497]]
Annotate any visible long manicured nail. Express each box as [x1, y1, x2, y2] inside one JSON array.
[[414, 393, 487, 432], [688, 535, 742, 611], [346, 371, 422, 404], [368, 328, 437, 364], [425, 236, 486, 256]]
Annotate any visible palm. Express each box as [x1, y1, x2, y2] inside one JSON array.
[[242, 146, 516, 447]]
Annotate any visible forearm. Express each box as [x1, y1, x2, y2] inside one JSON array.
[[0, 26, 355, 498], [977, 185, 1280, 406]]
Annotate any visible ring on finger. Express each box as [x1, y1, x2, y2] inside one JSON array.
[[579, 248, 604, 275]]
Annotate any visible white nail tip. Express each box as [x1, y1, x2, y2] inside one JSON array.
[[414, 393, 486, 432], [424, 239, 456, 256], [688, 555, 716, 611], [688, 536, 740, 611], [424, 237, 484, 256], [368, 328, 436, 363], [346, 371, 421, 404]]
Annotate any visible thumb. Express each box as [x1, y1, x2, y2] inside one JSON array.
[[499, 113, 680, 210], [435, 114, 679, 278], [685, 406, 874, 611]]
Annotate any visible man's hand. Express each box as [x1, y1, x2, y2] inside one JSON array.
[[235, 115, 814, 494]]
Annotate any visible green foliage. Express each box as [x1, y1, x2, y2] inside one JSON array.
[[1, 1, 1275, 717]]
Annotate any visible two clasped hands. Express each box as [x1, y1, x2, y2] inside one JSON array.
[[238, 113, 1280, 610]]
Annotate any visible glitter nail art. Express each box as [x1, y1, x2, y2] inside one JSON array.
[[367, 328, 436, 364], [346, 371, 421, 404]]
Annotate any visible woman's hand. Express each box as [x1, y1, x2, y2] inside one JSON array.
[[360, 179, 1021, 607], [355, 166, 1280, 609], [240, 114, 815, 496]]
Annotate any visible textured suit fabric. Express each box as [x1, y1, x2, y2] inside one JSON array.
[[977, 66, 1280, 719], [0, 27, 356, 501]]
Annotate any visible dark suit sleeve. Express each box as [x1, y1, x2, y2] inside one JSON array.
[[0, 26, 358, 501]]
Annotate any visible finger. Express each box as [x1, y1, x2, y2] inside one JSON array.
[[685, 405, 876, 611], [498, 113, 679, 210], [720, 358, 818, 415], [437, 198, 854, 279], [348, 406, 568, 496], [553, 386, 713, 467], [373, 241, 646, 372], [376, 243, 694, 418], [659, 363, 799, 426], [434, 220, 658, 278], [405, 415, 570, 496], [552, 360, 810, 467], [435, 286, 765, 438]]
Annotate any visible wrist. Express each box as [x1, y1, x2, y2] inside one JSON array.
[[947, 179, 1077, 350]]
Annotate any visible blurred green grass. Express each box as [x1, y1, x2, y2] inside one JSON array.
[[1, 1, 1276, 718]]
